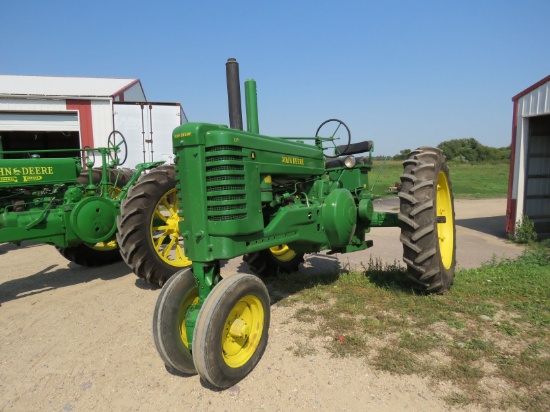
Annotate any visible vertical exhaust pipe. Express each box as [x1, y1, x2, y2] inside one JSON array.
[[226, 58, 243, 130]]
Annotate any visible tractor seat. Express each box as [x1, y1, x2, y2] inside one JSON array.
[[335, 140, 373, 156]]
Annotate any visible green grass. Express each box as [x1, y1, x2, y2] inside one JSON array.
[[268, 243, 550, 411], [370, 160, 510, 199]]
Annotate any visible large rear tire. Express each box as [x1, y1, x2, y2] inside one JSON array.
[[193, 273, 270, 388], [117, 166, 191, 286], [243, 245, 304, 277], [398, 147, 456, 294], [57, 168, 134, 266]]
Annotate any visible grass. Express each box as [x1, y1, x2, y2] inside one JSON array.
[[370, 160, 510, 199], [267, 243, 550, 411]]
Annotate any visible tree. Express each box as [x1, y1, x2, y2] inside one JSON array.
[[437, 138, 510, 162], [393, 149, 411, 160]]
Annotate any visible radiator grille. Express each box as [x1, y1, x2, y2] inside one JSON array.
[[206, 175, 245, 182], [205, 145, 247, 223]]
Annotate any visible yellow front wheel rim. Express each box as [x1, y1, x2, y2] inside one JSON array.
[[436, 171, 454, 269], [222, 295, 265, 368], [150, 188, 191, 267], [177, 292, 199, 348], [269, 244, 296, 262]]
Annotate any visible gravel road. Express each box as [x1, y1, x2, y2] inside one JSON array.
[[0, 198, 523, 411]]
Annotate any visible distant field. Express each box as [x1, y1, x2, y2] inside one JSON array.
[[368, 160, 510, 199]]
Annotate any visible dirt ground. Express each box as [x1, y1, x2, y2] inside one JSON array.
[[0, 198, 523, 411]]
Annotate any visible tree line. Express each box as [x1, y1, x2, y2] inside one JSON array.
[[392, 138, 510, 162]]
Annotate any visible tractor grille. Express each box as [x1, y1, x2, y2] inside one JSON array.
[[205, 145, 247, 223]]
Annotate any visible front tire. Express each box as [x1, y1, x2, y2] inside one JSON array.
[[117, 166, 191, 286], [193, 273, 270, 388], [398, 147, 456, 293], [152, 268, 198, 375]]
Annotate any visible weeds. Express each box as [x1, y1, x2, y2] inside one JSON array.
[[509, 215, 538, 244], [273, 243, 550, 411]]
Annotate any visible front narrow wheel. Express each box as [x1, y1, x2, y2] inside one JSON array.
[[193, 274, 270, 388], [152, 268, 198, 374]]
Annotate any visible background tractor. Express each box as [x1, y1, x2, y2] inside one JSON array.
[[0, 131, 171, 269], [152, 59, 456, 389]]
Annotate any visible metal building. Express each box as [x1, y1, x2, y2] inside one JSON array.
[[506, 75, 550, 239], [0, 75, 186, 168]]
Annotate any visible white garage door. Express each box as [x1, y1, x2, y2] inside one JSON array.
[[0, 111, 79, 132]]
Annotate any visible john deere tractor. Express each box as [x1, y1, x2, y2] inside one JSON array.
[[0, 131, 169, 268], [151, 58, 456, 388]]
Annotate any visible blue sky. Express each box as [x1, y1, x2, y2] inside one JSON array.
[[2, 0, 549, 156]]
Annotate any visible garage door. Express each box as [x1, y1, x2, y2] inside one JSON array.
[[525, 115, 550, 238], [0, 111, 79, 131]]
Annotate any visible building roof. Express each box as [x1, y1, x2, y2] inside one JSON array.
[[0, 74, 144, 100], [512, 74, 550, 102]]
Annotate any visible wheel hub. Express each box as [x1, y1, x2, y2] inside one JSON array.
[[165, 213, 181, 236], [228, 318, 250, 339]]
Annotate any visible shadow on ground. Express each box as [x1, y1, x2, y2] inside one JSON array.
[[455, 215, 508, 238], [0, 260, 132, 304]]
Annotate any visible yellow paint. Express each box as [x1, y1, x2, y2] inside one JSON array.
[[281, 155, 304, 165], [173, 132, 192, 139], [222, 295, 264, 368], [436, 171, 454, 269]]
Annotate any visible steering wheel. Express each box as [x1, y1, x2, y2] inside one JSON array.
[[315, 119, 351, 158], [82, 146, 96, 168], [107, 130, 128, 166]]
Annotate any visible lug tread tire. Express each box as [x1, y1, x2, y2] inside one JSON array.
[[243, 248, 304, 277], [398, 147, 456, 294], [116, 166, 182, 286]]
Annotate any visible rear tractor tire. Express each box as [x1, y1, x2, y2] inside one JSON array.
[[243, 244, 304, 277], [398, 147, 456, 294], [57, 168, 134, 266], [117, 166, 191, 286]]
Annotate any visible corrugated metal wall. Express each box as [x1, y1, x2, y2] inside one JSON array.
[[518, 81, 550, 117], [510, 79, 550, 238]]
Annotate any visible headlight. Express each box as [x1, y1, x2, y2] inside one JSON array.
[[344, 156, 356, 168]]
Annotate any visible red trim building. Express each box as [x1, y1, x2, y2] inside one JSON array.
[[506, 75, 550, 239]]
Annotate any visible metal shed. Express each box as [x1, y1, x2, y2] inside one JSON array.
[[506, 75, 550, 239], [0, 75, 185, 168]]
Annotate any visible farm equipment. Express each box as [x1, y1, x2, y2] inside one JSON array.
[[0, 132, 165, 266], [152, 58, 456, 388]]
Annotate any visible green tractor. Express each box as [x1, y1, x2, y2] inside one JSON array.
[[152, 59, 456, 388], [0, 131, 172, 269]]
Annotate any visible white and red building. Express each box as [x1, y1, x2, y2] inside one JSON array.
[[506, 75, 550, 239], [0, 75, 186, 167]]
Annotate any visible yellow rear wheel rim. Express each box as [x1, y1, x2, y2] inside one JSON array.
[[222, 295, 265, 368], [436, 171, 454, 269], [150, 188, 191, 267], [88, 239, 118, 251], [269, 244, 296, 262]]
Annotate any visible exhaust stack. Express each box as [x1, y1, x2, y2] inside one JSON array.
[[225, 58, 243, 130]]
